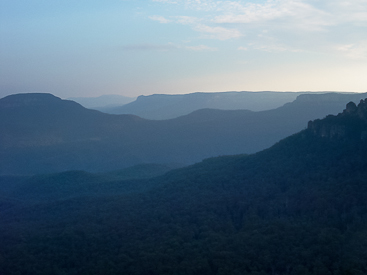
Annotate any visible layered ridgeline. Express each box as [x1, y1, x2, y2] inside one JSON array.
[[1, 100, 367, 274], [97, 91, 304, 119], [68, 94, 136, 109], [1, 92, 367, 175], [98, 91, 367, 120]]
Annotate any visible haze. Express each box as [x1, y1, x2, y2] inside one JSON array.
[[1, 0, 367, 99]]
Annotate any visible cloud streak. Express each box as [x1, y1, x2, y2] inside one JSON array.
[[150, 0, 367, 58], [193, 24, 242, 40], [121, 43, 217, 52], [212, 1, 334, 32], [121, 44, 178, 51], [149, 15, 171, 24], [185, 45, 218, 51], [335, 42, 367, 60]]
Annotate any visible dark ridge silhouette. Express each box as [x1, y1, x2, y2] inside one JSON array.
[[308, 98, 367, 140]]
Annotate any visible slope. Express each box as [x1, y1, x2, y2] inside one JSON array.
[[101, 91, 304, 119], [1, 92, 367, 175], [1, 99, 367, 274], [68, 94, 136, 109], [101, 91, 366, 120]]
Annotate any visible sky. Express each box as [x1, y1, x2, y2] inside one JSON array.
[[1, 0, 367, 99]]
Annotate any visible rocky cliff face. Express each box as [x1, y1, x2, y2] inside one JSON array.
[[308, 99, 367, 140]]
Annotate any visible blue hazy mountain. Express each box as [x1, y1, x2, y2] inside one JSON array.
[[68, 94, 136, 109], [100, 91, 305, 119], [1, 99, 367, 274], [1, 92, 366, 175]]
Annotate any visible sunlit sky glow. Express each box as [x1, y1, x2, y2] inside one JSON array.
[[1, 0, 367, 98]]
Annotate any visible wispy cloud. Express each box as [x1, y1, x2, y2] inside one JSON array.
[[121, 43, 217, 52], [252, 43, 301, 53], [212, 1, 334, 32], [335, 42, 367, 59], [152, 0, 367, 27], [150, 0, 367, 57], [151, 15, 242, 40], [328, 0, 367, 24], [175, 16, 201, 25], [149, 15, 171, 24], [121, 44, 178, 51], [150, 0, 333, 42], [193, 24, 242, 40], [237, 46, 248, 51], [185, 45, 218, 51], [152, 0, 178, 3]]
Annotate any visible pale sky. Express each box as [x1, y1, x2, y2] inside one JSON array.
[[1, 0, 367, 98]]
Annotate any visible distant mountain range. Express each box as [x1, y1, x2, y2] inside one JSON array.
[[1, 98, 367, 274], [1, 92, 367, 175], [68, 94, 136, 109], [97, 91, 305, 119]]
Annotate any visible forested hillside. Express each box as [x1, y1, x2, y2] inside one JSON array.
[[1, 99, 367, 274]]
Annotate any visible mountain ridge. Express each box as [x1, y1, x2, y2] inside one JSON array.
[[101, 91, 305, 119], [1, 98, 367, 274], [68, 94, 136, 109], [1, 92, 367, 175], [308, 98, 367, 140]]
